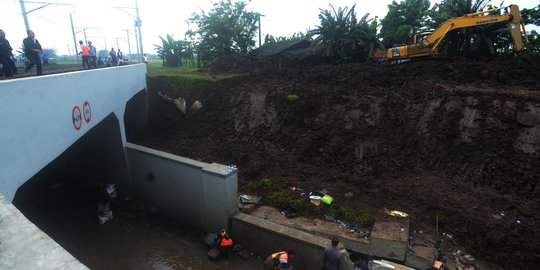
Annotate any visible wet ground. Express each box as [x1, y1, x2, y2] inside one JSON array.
[[12, 174, 263, 270]]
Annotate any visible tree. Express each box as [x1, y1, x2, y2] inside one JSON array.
[[521, 5, 540, 26], [429, 0, 510, 57], [312, 4, 383, 63], [187, 0, 259, 66], [98, 49, 108, 58], [264, 32, 312, 44], [380, 0, 431, 48], [154, 34, 181, 67], [42, 48, 57, 58]]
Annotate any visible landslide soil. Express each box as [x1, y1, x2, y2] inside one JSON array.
[[132, 55, 540, 270]]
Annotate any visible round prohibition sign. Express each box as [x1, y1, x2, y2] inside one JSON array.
[[83, 101, 92, 123], [72, 106, 82, 130]]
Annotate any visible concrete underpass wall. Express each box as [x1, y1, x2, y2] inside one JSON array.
[[125, 143, 238, 233], [232, 212, 329, 270], [0, 64, 146, 201]]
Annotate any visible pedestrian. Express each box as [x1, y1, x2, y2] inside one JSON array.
[[79, 40, 90, 69], [42, 54, 49, 66], [0, 29, 17, 78], [88, 41, 97, 68], [323, 237, 342, 270], [117, 48, 123, 65], [263, 250, 295, 270], [109, 48, 117, 66], [22, 29, 42, 75], [219, 233, 233, 259]]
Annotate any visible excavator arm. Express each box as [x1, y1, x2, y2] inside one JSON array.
[[387, 4, 527, 60]]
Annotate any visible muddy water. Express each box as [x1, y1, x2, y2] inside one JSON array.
[[12, 174, 262, 270]]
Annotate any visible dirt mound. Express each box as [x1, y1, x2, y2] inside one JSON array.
[[137, 57, 540, 270]]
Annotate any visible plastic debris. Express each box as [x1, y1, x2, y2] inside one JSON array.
[[386, 210, 409, 218], [320, 194, 334, 205]]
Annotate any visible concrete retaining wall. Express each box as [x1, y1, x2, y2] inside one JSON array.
[[125, 143, 237, 233], [231, 212, 362, 270]]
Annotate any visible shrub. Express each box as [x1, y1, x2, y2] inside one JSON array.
[[247, 178, 273, 194], [287, 94, 300, 102]]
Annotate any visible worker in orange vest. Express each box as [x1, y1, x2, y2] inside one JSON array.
[[263, 250, 295, 270], [220, 233, 233, 258]]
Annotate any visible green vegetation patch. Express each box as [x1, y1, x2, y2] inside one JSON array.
[[287, 94, 300, 102], [247, 178, 374, 226]]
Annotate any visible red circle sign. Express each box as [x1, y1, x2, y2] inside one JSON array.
[[83, 101, 92, 123], [72, 106, 82, 130]]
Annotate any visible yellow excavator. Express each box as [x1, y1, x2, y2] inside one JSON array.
[[387, 4, 529, 61]]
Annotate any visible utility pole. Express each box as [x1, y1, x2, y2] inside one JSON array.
[[258, 15, 262, 47], [135, 0, 144, 62], [125, 29, 132, 61], [70, 13, 79, 63], [19, 0, 31, 32]]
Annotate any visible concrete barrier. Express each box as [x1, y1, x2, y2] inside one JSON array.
[[125, 143, 237, 233]]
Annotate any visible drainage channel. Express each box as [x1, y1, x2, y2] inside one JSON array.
[[11, 172, 262, 269]]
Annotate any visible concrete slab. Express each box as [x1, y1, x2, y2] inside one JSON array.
[[0, 194, 88, 269], [405, 245, 437, 270], [369, 220, 409, 261], [249, 206, 370, 254]]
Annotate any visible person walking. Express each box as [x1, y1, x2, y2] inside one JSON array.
[[109, 48, 117, 66], [88, 41, 97, 69], [323, 237, 342, 270], [263, 250, 295, 270], [0, 29, 17, 78], [79, 40, 90, 69], [22, 30, 42, 75]]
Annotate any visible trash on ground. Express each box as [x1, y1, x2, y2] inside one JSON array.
[[433, 260, 443, 269], [386, 209, 409, 218], [98, 202, 113, 225], [105, 184, 117, 200], [324, 214, 335, 221], [280, 205, 298, 218], [321, 194, 334, 205], [310, 198, 321, 206], [368, 260, 396, 269], [239, 194, 261, 205], [344, 192, 354, 198], [319, 188, 328, 195]]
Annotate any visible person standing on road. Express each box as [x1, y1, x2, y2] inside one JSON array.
[[0, 29, 17, 78], [22, 30, 42, 75], [79, 40, 90, 69], [263, 250, 295, 270], [109, 48, 117, 66], [323, 237, 342, 270], [88, 41, 97, 69]]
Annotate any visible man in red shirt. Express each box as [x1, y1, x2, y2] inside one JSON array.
[[79, 40, 90, 69]]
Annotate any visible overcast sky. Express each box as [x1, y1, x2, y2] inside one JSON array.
[[0, 0, 538, 56]]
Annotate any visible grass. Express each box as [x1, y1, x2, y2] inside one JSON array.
[[247, 178, 375, 226]]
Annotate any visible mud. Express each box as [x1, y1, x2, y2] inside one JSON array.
[[134, 54, 540, 270]]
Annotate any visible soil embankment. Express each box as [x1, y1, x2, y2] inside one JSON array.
[[134, 55, 540, 270]]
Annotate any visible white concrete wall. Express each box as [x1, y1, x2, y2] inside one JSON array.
[[125, 143, 238, 233], [0, 65, 147, 201]]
